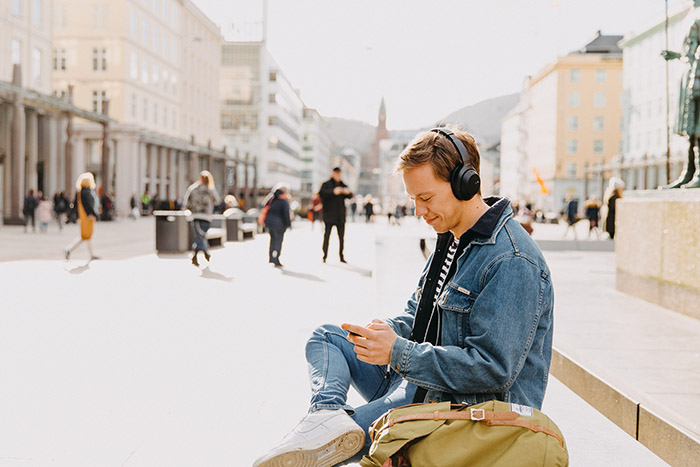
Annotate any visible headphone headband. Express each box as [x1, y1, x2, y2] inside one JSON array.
[[430, 127, 469, 166]]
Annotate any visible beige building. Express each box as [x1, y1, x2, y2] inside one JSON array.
[[501, 32, 623, 213], [1, 0, 52, 93], [52, 0, 221, 146]]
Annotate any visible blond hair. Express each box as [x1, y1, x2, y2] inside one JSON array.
[[199, 170, 215, 189], [396, 126, 480, 183], [76, 172, 96, 190]]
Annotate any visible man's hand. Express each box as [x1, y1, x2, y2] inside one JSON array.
[[342, 319, 397, 365]]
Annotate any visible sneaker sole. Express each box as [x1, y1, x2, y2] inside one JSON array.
[[256, 429, 364, 467]]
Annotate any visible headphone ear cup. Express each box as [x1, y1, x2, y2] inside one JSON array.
[[451, 165, 481, 201]]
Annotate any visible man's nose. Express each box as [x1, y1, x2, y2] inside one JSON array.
[[414, 201, 427, 217]]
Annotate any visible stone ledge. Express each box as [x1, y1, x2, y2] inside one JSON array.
[[550, 347, 700, 467], [617, 269, 700, 321]]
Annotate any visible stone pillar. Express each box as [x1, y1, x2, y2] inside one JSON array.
[[168, 148, 176, 200], [188, 151, 197, 184], [244, 153, 250, 210], [138, 141, 147, 194], [8, 65, 25, 222], [44, 114, 58, 197], [149, 144, 157, 194], [101, 100, 111, 194], [252, 156, 258, 207], [25, 109, 38, 194], [158, 146, 167, 199], [64, 86, 75, 198]]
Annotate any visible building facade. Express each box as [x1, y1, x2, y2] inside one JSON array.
[[300, 107, 333, 205], [220, 41, 305, 197], [500, 32, 623, 213], [618, 2, 691, 189]]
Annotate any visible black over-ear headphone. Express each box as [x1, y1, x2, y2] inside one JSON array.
[[430, 127, 481, 201]]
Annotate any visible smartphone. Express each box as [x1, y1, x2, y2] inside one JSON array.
[[347, 330, 361, 337]]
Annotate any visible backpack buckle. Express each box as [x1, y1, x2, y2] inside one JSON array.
[[470, 408, 485, 421]]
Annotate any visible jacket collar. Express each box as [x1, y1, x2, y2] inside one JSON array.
[[435, 196, 513, 248]]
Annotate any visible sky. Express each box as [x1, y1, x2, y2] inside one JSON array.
[[194, 0, 685, 130]]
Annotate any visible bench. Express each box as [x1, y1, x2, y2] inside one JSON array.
[[240, 223, 256, 240], [206, 227, 225, 247]]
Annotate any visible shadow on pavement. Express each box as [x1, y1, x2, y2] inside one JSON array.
[[280, 268, 325, 282], [200, 266, 233, 282], [328, 263, 373, 278], [65, 262, 91, 274]]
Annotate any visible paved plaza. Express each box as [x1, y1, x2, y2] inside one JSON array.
[[0, 216, 680, 465]]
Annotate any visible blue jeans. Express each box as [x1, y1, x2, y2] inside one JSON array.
[[305, 324, 418, 464], [192, 220, 210, 251]]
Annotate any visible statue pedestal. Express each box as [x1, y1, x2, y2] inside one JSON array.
[[616, 190, 700, 320]]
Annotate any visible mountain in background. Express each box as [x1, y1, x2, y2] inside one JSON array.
[[324, 92, 520, 154], [435, 93, 520, 146]]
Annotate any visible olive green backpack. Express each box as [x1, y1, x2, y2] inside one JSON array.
[[360, 400, 569, 467]]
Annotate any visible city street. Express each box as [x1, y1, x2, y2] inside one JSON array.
[[0, 216, 668, 466]]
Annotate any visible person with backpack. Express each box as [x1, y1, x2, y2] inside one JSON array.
[[183, 170, 220, 267], [253, 127, 554, 466], [64, 173, 100, 261]]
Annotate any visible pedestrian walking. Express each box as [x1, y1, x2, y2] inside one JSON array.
[[562, 194, 579, 240], [64, 172, 100, 261], [183, 170, 220, 267], [363, 195, 374, 223], [319, 167, 353, 263], [37, 195, 53, 233], [53, 191, 69, 230], [129, 194, 139, 220], [22, 189, 38, 233], [264, 185, 292, 267], [585, 195, 602, 239], [604, 177, 625, 240], [252, 127, 554, 467]]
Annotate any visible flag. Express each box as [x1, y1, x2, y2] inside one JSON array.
[[533, 168, 549, 194]]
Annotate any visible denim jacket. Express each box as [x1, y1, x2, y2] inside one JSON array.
[[386, 198, 554, 409]]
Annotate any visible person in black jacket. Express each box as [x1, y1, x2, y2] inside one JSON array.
[[264, 185, 292, 267], [319, 167, 353, 263], [23, 189, 38, 233]]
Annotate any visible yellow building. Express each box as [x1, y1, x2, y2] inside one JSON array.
[[501, 32, 623, 213], [52, 0, 221, 146]]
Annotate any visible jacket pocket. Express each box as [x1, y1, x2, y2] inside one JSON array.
[[439, 282, 478, 313]]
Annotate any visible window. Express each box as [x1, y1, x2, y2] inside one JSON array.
[[53, 48, 66, 71], [12, 0, 21, 15], [269, 71, 277, 81], [569, 68, 580, 83], [92, 90, 107, 113], [141, 58, 149, 83], [152, 64, 159, 85], [90, 4, 108, 30], [567, 115, 578, 131], [594, 92, 606, 108], [163, 107, 167, 127], [269, 93, 276, 104], [31, 48, 41, 84], [55, 4, 67, 29], [171, 75, 177, 96], [153, 26, 160, 53], [163, 34, 169, 59], [130, 52, 138, 79], [142, 19, 149, 45], [171, 2, 178, 27], [163, 70, 169, 91], [163, 0, 169, 21], [593, 140, 604, 154], [566, 163, 577, 178], [594, 116, 605, 131], [92, 48, 107, 71], [595, 68, 607, 83], [131, 94, 137, 118], [143, 98, 148, 120], [33, 0, 42, 26], [568, 91, 580, 107], [567, 139, 578, 154], [154, 103, 158, 124], [130, 10, 138, 38], [11, 40, 21, 65]]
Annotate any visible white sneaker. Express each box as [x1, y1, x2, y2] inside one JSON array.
[[252, 409, 365, 467]]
